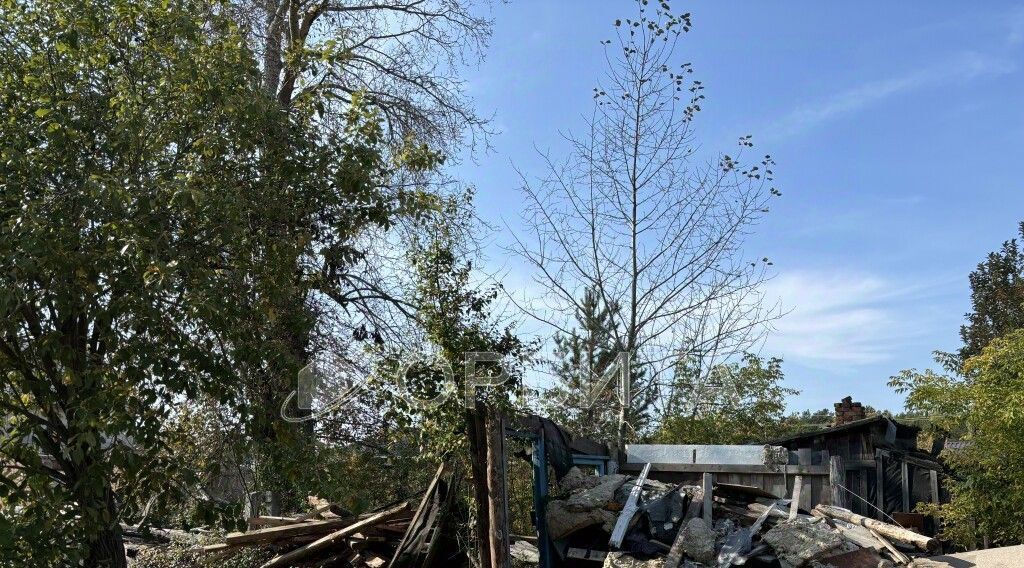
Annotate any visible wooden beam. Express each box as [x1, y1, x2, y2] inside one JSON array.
[[830, 455, 846, 508], [702, 472, 713, 525], [226, 517, 355, 545], [930, 470, 939, 504], [814, 505, 938, 552]]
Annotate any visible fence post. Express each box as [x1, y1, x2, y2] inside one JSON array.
[[702, 472, 713, 525]]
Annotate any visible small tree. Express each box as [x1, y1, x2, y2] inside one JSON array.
[[511, 0, 779, 451], [543, 287, 652, 441]]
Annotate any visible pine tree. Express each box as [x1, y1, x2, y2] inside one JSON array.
[[543, 288, 651, 441]]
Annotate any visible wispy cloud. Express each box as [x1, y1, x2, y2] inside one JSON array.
[[762, 270, 951, 368], [1007, 6, 1024, 46], [770, 51, 1016, 139]]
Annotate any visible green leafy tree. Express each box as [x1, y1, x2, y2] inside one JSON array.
[[0, 0, 289, 564], [959, 222, 1024, 361], [892, 331, 1024, 547], [656, 354, 797, 444]]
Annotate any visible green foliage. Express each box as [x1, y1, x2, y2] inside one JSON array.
[[959, 222, 1024, 361], [655, 354, 797, 444], [542, 287, 650, 441], [0, 0, 288, 563], [894, 331, 1024, 547], [371, 192, 532, 460]]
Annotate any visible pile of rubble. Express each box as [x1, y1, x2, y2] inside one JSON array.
[[538, 465, 938, 567]]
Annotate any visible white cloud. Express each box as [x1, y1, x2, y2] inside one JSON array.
[[771, 51, 1015, 139], [762, 270, 938, 368]]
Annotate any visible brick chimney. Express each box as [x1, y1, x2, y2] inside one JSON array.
[[834, 396, 866, 425]]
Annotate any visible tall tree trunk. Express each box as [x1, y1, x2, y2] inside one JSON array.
[[84, 485, 127, 568]]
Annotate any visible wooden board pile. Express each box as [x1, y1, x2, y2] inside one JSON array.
[[197, 464, 460, 568], [200, 499, 416, 568]]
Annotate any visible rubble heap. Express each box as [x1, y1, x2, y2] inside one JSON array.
[[541, 466, 937, 567]]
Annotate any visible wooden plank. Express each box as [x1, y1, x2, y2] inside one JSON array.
[[901, 460, 910, 512], [876, 451, 885, 520], [789, 476, 803, 520], [930, 470, 939, 504], [869, 528, 911, 565], [796, 448, 813, 466], [226, 517, 355, 545], [387, 463, 446, 568], [259, 502, 412, 568], [609, 463, 650, 548], [830, 456, 846, 508], [702, 472, 713, 525]]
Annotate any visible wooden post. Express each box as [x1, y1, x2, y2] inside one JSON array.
[[486, 411, 510, 568], [789, 476, 803, 520], [929, 470, 939, 504], [830, 455, 846, 508], [702, 472, 713, 525], [901, 460, 910, 512], [467, 406, 492, 568], [875, 451, 885, 520]]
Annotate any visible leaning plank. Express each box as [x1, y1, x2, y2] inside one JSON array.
[[259, 502, 412, 568], [870, 528, 911, 565], [814, 505, 937, 552], [226, 517, 355, 545], [790, 475, 803, 520], [609, 463, 650, 548]]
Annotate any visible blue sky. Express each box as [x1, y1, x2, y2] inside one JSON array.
[[451, 1, 1024, 413]]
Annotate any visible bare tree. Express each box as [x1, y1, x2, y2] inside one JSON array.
[[510, 1, 779, 451], [234, 0, 492, 151]]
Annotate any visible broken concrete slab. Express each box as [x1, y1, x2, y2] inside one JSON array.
[[601, 551, 663, 568], [510, 540, 540, 564], [762, 520, 844, 567], [559, 466, 603, 493], [546, 500, 617, 540], [678, 517, 716, 565], [566, 474, 628, 511]]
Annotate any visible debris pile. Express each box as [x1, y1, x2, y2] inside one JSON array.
[[542, 465, 938, 567], [193, 464, 460, 568]]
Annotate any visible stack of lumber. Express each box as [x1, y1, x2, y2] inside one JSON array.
[[201, 500, 416, 568], [197, 464, 459, 568]]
